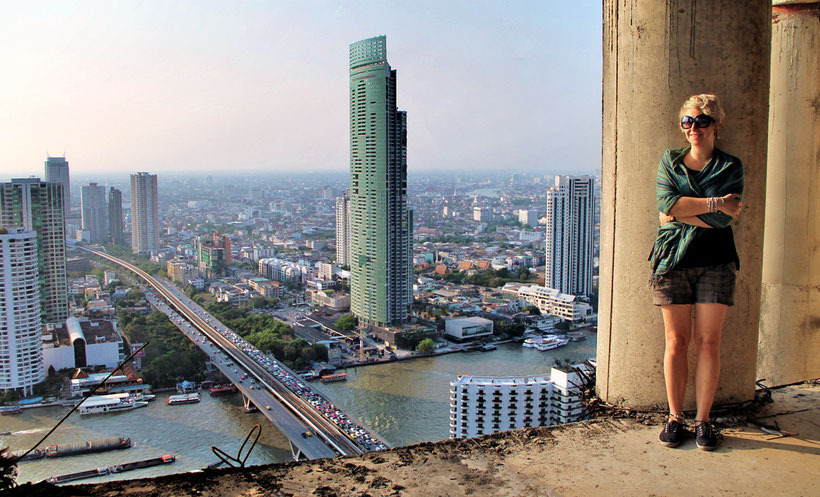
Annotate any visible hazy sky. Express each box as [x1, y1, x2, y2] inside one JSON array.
[[1, 1, 602, 178]]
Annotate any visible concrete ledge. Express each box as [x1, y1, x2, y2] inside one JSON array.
[[8, 384, 818, 497]]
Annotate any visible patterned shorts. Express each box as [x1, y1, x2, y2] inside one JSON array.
[[652, 264, 737, 306]]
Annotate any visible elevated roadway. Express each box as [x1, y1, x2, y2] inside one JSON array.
[[79, 246, 389, 460]]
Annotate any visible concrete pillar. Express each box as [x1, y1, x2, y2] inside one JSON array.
[[758, 1, 820, 386], [597, 1, 771, 408]]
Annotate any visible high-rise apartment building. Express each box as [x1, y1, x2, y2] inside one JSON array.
[[544, 176, 594, 296], [348, 36, 413, 327], [448, 365, 591, 439], [45, 156, 70, 218], [0, 178, 68, 324], [130, 172, 159, 254], [108, 187, 124, 245], [0, 228, 44, 395], [335, 190, 351, 267], [81, 183, 107, 245]]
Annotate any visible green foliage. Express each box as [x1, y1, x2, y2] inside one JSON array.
[[397, 329, 431, 350], [206, 303, 319, 371], [119, 311, 207, 388], [0, 447, 17, 492], [417, 338, 436, 353], [334, 314, 356, 332], [494, 321, 527, 337], [251, 296, 278, 309], [555, 320, 570, 331], [183, 284, 198, 299], [0, 390, 19, 405], [523, 305, 541, 315]]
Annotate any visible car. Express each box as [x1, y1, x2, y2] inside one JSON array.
[[250, 385, 254, 390], [265, 405, 271, 410], [301, 431, 313, 438]]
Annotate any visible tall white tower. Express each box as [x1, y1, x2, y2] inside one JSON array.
[[335, 190, 351, 267], [0, 228, 44, 396], [545, 176, 594, 296]]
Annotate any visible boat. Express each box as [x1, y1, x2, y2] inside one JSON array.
[[167, 393, 200, 405], [0, 405, 22, 415], [45, 437, 131, 458], [533, 336, 570, 351], [78, 394, 149, 415], [481, 344, 498, 351], [47, 454, 175, 484], [208, 384, 238, 396], [320, 372, 347, 383], [567, 331, 586, 341]]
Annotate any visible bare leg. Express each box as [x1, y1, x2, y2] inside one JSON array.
[[692, 303, 728, 422], [661, 305, 692, 416]]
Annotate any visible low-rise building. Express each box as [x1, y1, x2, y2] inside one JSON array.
[[309, 290, 350, 311], [444, 317, 494, 341], [515, 285, 595, 322], [43, 318, 124, 371]]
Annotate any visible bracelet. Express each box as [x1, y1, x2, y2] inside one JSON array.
[[706, 196, 724, 213]]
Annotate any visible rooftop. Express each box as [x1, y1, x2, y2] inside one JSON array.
[[9, 383, 817, 497]]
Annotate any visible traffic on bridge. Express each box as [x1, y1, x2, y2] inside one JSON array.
[[78, 246, 389, 460]]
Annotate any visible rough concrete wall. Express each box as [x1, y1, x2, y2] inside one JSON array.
[[598, 0, 771, 408], [759, 1, 820, 386]]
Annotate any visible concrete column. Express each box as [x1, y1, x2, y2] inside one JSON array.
[[597, 1, 771, 408], [758, 1, 820, 386]]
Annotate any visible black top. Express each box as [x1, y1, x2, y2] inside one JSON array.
[[676, 225, 739, 268], [676, 167, 740, 269]]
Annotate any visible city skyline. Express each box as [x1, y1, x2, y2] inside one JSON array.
[[0, 1, 602, 177]]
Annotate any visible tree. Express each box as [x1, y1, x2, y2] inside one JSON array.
[[0, 447, 17, 492], [555, 320, 570, 331], [523, 305, 541, 315], [334, 314, 356, 332], [183, 284, 198, 298], [417, 338, 436, 353]]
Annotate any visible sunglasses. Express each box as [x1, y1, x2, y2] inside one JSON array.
[[680, 114, 714, 129]]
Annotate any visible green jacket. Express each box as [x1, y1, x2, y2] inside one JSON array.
[[649, 146, 744, 276]]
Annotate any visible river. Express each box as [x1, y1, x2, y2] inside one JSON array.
[[3, 336, 596, 484]]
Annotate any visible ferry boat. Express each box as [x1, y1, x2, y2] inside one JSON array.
[[533, 336, 570, 351], [320, 372, 347, 383], [567, 331, 586, 342], [208, 384, 238, 396], [79, 394, 148, 415], [481, 344, 498, 351], [167, 393, 201, 405]]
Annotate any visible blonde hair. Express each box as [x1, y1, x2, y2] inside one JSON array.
[[679, 93, 725, 130]]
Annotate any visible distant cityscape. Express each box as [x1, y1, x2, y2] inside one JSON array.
[[1, 35, 599, 482]]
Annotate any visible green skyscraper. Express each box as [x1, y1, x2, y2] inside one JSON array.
[[349, 36, 413, 327]]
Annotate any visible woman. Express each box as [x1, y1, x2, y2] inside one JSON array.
[[649, 94, 744, 451]]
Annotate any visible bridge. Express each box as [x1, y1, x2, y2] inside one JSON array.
[[78, 246, 390, 461]]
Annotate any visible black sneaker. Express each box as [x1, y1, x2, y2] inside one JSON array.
[[659, 419, 684, 447], [695, 421, 718, 451]]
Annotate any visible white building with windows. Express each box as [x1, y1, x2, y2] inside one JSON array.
[[0, 228, 44, 396], [545, 176, 594, 296], [444, 317, 493, 341], [516, 285, 594, 322], [449, 364, 592, 439]]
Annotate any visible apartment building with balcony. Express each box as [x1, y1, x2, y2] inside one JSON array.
[[449, 364, 591, 439]]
